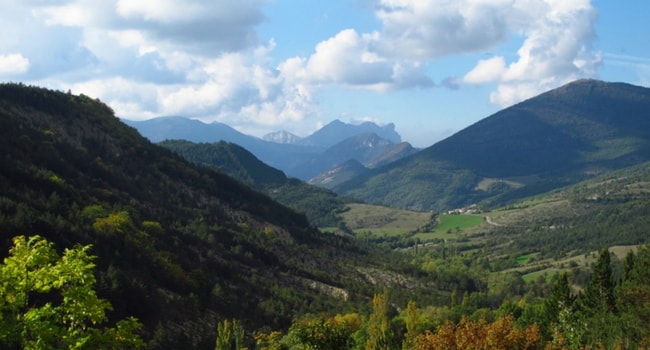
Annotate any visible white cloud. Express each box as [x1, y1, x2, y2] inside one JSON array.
[[282, 0, 598, 103], [460, 0, 600, 106], [0, 53, 30, 75], [279, 28, 433, 91], [375, 0, 511, 60], [463, 56, 506, 84], [0, 0, 603, 136]]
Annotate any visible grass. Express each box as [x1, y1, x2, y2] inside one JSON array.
[[522, 269, 557, 283], [340, 203, 432, 237], [339, 203, 485, 240], [516, 253, 539, 266], [435, 214, 484, 233]]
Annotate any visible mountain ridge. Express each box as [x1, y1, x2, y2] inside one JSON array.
[[336, 79, 650, 211], [125, 116, 415, 181], [0, 83, 383, 348], [158, 139, 350, 227]]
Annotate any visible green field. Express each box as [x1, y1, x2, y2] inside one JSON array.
[[339, 203, 484, 239], [435, 214, 484, 233], [516, 253, 539, 266], [339, 203, 432, 236]]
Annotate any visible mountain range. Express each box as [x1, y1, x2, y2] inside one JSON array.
[[3, 79, 650, 348], [123, 117, 416, 182], [0, 83, 396, 348], [128, 79, 650, 213], [336, 79, 650, 210]]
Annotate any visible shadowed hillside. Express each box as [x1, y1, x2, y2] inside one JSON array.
[[158, 139, 350, 227], [0, 83, 381, 348], [336, 79, 650, 211]]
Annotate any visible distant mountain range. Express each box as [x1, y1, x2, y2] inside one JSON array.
[[123, 117, 416, 182], [262, 130, 301, 144], [336, 79, 650, 211]]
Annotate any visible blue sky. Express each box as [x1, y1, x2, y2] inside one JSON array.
[[1, 0, 648, 147]]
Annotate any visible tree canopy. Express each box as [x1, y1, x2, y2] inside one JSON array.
[[0, 235, 143, 349]]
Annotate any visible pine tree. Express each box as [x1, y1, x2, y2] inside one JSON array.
[[580, 248, 616, 314], [544, 273, 575, 324]]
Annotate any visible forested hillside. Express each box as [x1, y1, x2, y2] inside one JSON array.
[[158, 139, 350, 227], [0, 83, 385, 348], [3, 83, 650, 349], [337, 79, 650, 211]]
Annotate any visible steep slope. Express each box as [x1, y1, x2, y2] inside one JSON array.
[[309, 159, 369, 190], [158, 140, 349, 227], [306, 135, 417, 188], [337, 79, 650, 211], [292, 133, 397, 180], [124, 116, 324, 177], [0, 84, 374, 348], [263, 130, 302, 144], [126, 116, 414, 181], [298, 119, 402, 147]]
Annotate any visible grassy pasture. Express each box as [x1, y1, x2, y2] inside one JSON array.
[[516, 253, 539, 266], [339, 203, 485, 239], [340, 203, 433, 236], [435, 214, 484, 233]]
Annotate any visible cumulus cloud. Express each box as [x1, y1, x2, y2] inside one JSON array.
[[375, 0, 511, 60], [0, 0, 602, 134], [1, 0, 310, 129], [460, 0, 600, 106], [283, 0, 599, 105], [279, 29, 433, 91], [0, 54, 30, 76]]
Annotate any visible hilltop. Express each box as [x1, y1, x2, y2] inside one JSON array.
[[336, 79, 650, 211]]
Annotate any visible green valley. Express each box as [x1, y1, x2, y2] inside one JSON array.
[[2, 82, 650, 349]]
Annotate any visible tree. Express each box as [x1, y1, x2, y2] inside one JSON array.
[[215, 319, 246, 350], [575, 248, 620, 347], [365, 293, 392, 350], [543, 273, 575, 326], [579, 248, 616, 314], [0, 235, 143, 349], [412, 315, 541, 350], [402, 300, 419, 350], [616, 245, 650, 348], [289, 313, 361, 349]]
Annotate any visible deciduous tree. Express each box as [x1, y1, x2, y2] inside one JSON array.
[[0, 235, 143, 349]]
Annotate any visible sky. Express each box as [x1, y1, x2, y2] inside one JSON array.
[[1, 0, 649, 148]]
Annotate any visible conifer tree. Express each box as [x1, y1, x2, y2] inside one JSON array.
[[544, 273, 575, 325], [580, 248, 616, 314]]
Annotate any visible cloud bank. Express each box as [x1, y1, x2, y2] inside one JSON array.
[[0, 0, 601, 131]]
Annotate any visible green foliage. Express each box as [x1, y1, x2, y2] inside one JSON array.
[[402, 301, 419, 350], [0, 235, 143, 349], [338, 79, 650, 211], [159, 140, 350, 227], [0, 83, 379, 347], [365, 293, 393, 350], [288, 313, 362, 350], [215, 319, 244, 350], [578, 248, 616, 315]]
